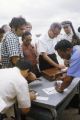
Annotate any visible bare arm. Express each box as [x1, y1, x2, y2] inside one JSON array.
[[21, 108, 30, 114], [10, 56, 20, 65], [55, 75, 73, 92], [42, 52, 65, 69]]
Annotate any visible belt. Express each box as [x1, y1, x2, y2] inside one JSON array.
[[0, 113, 7, 120]]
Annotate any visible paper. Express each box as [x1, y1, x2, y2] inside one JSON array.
[[0, 97, 7, 112], [36, 96, 48, 101], [42, 87, 58, 95]]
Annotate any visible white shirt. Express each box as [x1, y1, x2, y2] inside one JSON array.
[[0, 67, 31, 113], [37, 32, 61, 55]]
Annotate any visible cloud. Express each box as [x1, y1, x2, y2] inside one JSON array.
[[0, 0, 80, 33]]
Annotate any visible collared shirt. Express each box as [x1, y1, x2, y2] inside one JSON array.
[[67, 45, 80, 77], [1, 31, 23, 68], [37, 32, 61, 55], [0, 67, 31, 113]]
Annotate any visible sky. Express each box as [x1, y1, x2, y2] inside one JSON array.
[[0, 0, 80, 34]]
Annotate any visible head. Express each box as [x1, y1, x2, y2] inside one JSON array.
[[55, 40, 73, 60], [0, 28, 5, 42], [25, 22, 32, 32], [22, 32, 32, 45], [48, 22, 61, 39], [1, 24, 11, 33], [78, 27, 80, 33], [15, 59, 36, 80], [61, 21, 72, 34], [9, 17, 27, 36]]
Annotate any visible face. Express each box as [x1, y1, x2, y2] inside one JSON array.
[[15, 24, 26, 36], [63, 26, 71, 34], [25, 24, 32, 32], [23, 35, 32, 45], [57, 49, 71, 60], [49, 28, 61, 39]]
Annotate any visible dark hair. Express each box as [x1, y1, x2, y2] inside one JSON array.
[[50, 22, 61, 31], [78, 27, 80, 32], [22, 31, 32, 40], [55, 40, 73, 51], [15, 59, 32, 71], [9, 17, 27, 29], [0, 28, 5, 34]]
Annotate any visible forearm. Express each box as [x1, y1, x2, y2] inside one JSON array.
[[11, 56, 20, 65], [42, 53, 59, 67], [60, 76, 73, 91]]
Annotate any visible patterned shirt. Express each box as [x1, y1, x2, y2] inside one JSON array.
[[1, 31, 23, 68]]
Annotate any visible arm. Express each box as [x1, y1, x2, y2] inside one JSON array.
[[55, 75, 73, 93], [42, 52, 65, 69], [10, 56, 20, 66], [21, 108, 30, 114]]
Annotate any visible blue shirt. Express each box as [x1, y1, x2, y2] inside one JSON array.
[[67, 45, 80, 77]]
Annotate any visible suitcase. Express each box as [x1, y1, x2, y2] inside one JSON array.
[[42, 68, 63, 81]]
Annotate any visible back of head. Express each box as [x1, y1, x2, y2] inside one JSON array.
[[1, 24, 11, 33], [55, 39, 73, 51], [9, 17, 27, 29], [0, 28, 5, 34], [15, 59, 32, 71], [50, 22, 61, 31]]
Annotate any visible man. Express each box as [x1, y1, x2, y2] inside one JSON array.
[[22, 32, 40, 77], [55, 40, 80, 92], [1, 17, 27, 68], [0, 59, 36, 119], [37, 22, 65, 71]]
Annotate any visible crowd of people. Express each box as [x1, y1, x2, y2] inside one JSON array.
[[0, 16, 80, 120]]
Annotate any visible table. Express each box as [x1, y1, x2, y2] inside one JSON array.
[[29, 77, 80, 120]]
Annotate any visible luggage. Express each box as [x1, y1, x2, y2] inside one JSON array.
[[42, 67, 63, 81]]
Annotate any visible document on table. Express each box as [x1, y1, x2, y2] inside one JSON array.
[[36, 96, 49, 101], [43, 87, 68, 95], [42, 87, 58, 95], [0, 97, 7, 112]]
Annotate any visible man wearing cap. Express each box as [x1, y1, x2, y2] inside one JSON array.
[[0, 59, 36, 119], [37, 22, 65, 71]]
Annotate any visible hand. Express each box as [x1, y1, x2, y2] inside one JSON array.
[[27, 72, 37, 81], [64, 60, 69, 67], [58, 64, 66, 69], [29, 91, 36, 101], [55, 82, 64, 93]]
